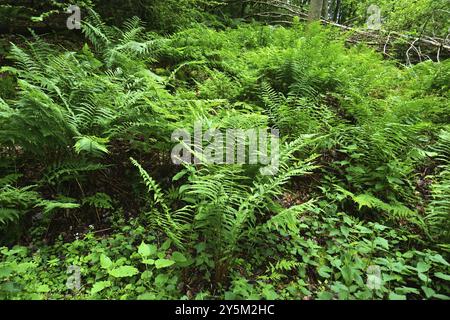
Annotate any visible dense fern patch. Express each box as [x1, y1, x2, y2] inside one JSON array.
[[0, 16, 449, 300]]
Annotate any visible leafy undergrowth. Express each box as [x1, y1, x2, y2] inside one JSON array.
[[0, 15, 449, 299]]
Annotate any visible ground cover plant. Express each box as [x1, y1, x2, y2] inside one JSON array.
[[0, 1, 449, 300]]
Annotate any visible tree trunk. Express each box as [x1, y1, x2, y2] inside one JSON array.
[[321, 0, 329, 19], [333, 0, 341, 22], [308, 0, 324, 21]]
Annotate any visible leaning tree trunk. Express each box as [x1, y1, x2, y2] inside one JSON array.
[[308, 0, 324, 21]]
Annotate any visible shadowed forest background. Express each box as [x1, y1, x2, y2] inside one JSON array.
[[0, 0, 449, 300]]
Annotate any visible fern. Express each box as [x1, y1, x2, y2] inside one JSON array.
[[0, 184, 40, 226], [334, 185, 425, 230], [426, 169, 450, 241], [264, 200, 317, 234], [425, 130, 450, 240], [0, 208, 21, 225], [38, 200, 80, 216], [177, 135, 319, 282], [82, 193, 113, 209], [0, 174, 22, 187], [42, 159, 108, 186], [130, 158, 189, 248], [74, 136, 109, 156]]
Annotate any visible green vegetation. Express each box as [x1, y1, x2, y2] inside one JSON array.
[[0, 1, 449, 300]]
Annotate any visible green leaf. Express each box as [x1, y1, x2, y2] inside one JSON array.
[[109, 266, 139, 278], [421, 286, 435, 298], [40, 200, 80, 215], [341, 265, 353, 285], [340, 225, 350, 237], [137, 292, 156, 300], [262, 287, 278, 300], [161, 239, 172, 251], [155, 273, 169, 286], [140, 270, 152, 280], [74, 136, 109, 156], [318, 265, 332, 278], [36, 284, 50, 293], [389, 293, 406, 300], [416, 261, 431, 273], [429, 254, 449, 266], [142, 259, 155, 265], [434, 272, 450, 281], [171, 252, 187, 263], [317, 291, 333, 300], [100, 254, 113, 269], [374, 237, 389, 250], [396, 287, 420, 295], [155, 259, 175, 269], [91, 281, 111, 294], [31, 16, 44, 22], [172, 170, 188, 182], [138, 242, 156, 257], [0, 266, 13, 277], [16, 262, 35, 273], [418, 272, 431, 283]]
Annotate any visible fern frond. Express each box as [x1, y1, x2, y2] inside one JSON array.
[[130, 158, 188, 248], [0, 208, 21, 225], [265, 200, 317, 234], [334, 185, 424, 229], [426, 169, 450, 241]]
